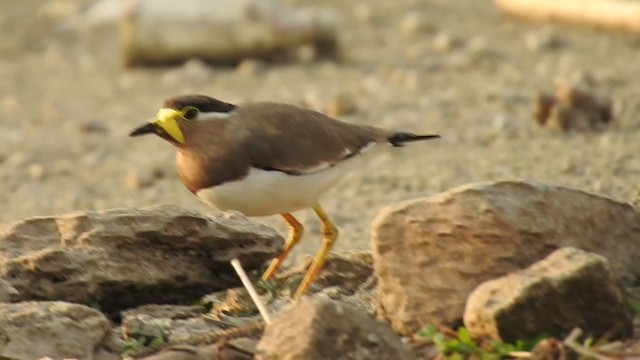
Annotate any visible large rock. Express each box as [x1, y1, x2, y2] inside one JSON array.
[[284, 252, 374, 296], [0, 301, 112, 360], [0, 205, 283, 312], [371, 180, 640, 334], [256, 297, 412, 360], [464, 247, 633, 342]]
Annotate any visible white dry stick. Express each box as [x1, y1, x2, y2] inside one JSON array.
[[508, 351, 532, 358], [563, 328, 614, 360], [230, 258, 272, 324], [494, 0, 640, 34]]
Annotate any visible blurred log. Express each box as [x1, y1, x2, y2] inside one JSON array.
[[494, 0, 640, 33], [119, 0, 338, 66]]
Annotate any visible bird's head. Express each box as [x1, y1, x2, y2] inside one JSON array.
[[129, 95, 236, 146]]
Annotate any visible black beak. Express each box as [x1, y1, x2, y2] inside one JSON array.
[[129, 123, 157, 137]]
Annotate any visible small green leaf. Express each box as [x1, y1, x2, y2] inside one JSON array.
[[148, 337, 164, 347], [456, 326, 474, 345]]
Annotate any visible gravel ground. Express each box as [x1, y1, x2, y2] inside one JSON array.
[[1, 0, 639, 258]]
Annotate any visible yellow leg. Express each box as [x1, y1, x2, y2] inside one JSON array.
[[293, 203, 338, 300], [261, 213, 304, 282]]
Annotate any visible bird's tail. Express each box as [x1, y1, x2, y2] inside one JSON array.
[[387, 132, 441, 147]]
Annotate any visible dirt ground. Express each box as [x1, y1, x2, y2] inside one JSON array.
[[1, 0, 640, 258]]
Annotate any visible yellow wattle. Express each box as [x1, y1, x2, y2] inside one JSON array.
[[152, 108, 185, 144]]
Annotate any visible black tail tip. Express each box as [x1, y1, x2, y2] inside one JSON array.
[[388, 133, 441, 147]]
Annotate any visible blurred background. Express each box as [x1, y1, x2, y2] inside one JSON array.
[[1, 0, 639, 256]]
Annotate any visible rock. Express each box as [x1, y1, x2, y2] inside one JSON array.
[[533, 81, 613, 132], [134, 344, 218, 360], [120, 0, 338, 66], [210, 287, 260, 317], [256, 297, 412, 360], [371, 180, 640, 334], [287, 252, 374, 296], [464, 247, 633, 342], [121, 304, 225, 347], [123, 304, 208, 320], [0, 205, 283, 312], [0, 301, 112, 360], [136, 342, 253, 360], [0, 278, 18, 302]]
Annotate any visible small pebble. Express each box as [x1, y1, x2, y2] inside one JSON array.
[[301, 92, 357, 117], [301, 91, 322, 112], [235, 58, 267, 77], [432, 31, 460, 53], [1, 95, 18, 115], [182, 58, 212, 80], [27, 164, 45, 180], [38, 0, 81, 19], [400, 12, 428, 37], [43, 46, 64, 68], [78, 120, 108, 134], [161, 58, 212, 86], [6, 153, 28, 167], [524, 30, 561, 53], [467, 36, 489, 57], [326, 93, 357, 117], [126, 165, 164, 190], [354, 3, 373, 24], [296, 44, 317, 63], [361, 75, 382, 94], [78, 53, 97, 73], [404, 45, 424, 61], [126, 169, 150, 190], [117, 73, 138, 90]]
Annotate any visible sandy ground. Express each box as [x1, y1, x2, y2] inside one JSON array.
[[1, 0, 640, 259]]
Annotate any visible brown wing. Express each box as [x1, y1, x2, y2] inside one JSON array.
[[229, 103, 391, 175]]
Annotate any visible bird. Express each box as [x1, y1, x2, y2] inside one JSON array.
[[129, 95, 440, 300]]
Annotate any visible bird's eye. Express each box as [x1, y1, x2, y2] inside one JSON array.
[[182, 106, 199, 120]]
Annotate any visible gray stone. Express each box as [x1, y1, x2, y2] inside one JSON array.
[[136, 343, 252, 360], [256, 297, 412, 360], [371, 180, 640, 334], [0, 278, 17, 302], [0, 205, 283, 312], [464, 247, 633, 342], [121, 304, 224, 345], [0, 301, 112, 360]]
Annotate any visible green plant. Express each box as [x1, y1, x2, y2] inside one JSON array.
[[419, 325, 542, 360], [122, 337, 163, 355], [255, 278, 284, 297], [193, 296, 215, 312], [629, 298, 640, 314]]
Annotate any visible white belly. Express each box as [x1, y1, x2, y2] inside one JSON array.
[[196, 156, 365, 216]]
